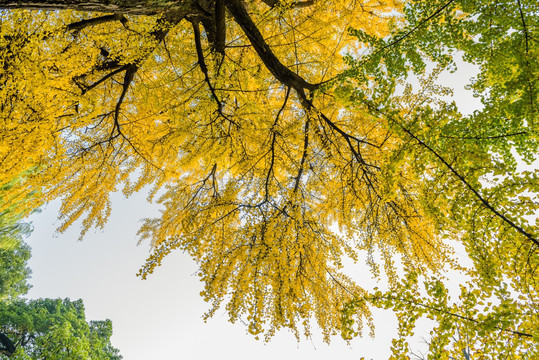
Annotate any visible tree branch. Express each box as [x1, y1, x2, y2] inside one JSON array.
[[192, 19, 237, 128], [112, 64, 137, 133], [226, 0, 318, 94], [293, 118, 310, 192], [376, 0, 456, 54], [192, 20, 222, 111], [261, 0, 315, 9], [516, 0, 529, 55], [214, 0, 226, 54], [66, 13, 127, 32], [369, 108, 539, 247], [265, 87, 290, 202], [0, 0, 188, 15], [378, 294, 534, 338], [81, 64, 131, 94], [440, 131, 528, 140], [399, 121, 538, 246], [0, 333, 16, 356]]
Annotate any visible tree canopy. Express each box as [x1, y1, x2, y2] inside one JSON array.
[[0, 0, 537, 357], [0, 298, 122, 359]]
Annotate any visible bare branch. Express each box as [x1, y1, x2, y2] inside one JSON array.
[[81, 64, 131, 94], [192, 20, 222, 110], [293, 119, 310, 192]]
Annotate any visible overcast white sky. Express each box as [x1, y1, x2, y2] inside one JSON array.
[[23, 59, 482, 360], [25, 191, 402, 360]]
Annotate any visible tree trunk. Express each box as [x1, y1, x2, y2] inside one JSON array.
[[0, 332, 16, 357], [0, 0, 318, 99], [0, 0, 193, 15]]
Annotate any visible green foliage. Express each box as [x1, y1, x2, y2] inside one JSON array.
[[0, 180, 33, 301], [338, 0, 539, 357], [0, 238, 31, 302], [0, 298, 122, 359]]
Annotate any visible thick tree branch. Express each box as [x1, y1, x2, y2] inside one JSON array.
[[0, 0, 189, 15], [214, 0, 226, 54], [225, 0, 383, 195], [226, 0, 318, 94], [261, 0, 315, 9], [192, 20, 237, 127], [66, 13, 127, 32], [113, 64, 137, 132]]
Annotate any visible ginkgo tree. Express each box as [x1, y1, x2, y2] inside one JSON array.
[[0, 0, 537, 356], [1, 0, 415, 342], [338, 0, 538, 356]]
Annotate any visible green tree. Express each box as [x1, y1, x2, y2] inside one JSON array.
[[0, 298, 122, 359]]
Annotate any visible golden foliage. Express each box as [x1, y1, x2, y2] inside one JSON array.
[[0, 0, 460, 341]]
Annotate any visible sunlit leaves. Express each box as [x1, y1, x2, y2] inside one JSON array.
[[0, 0, 412, 342], [2, 0, 537, 351]]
